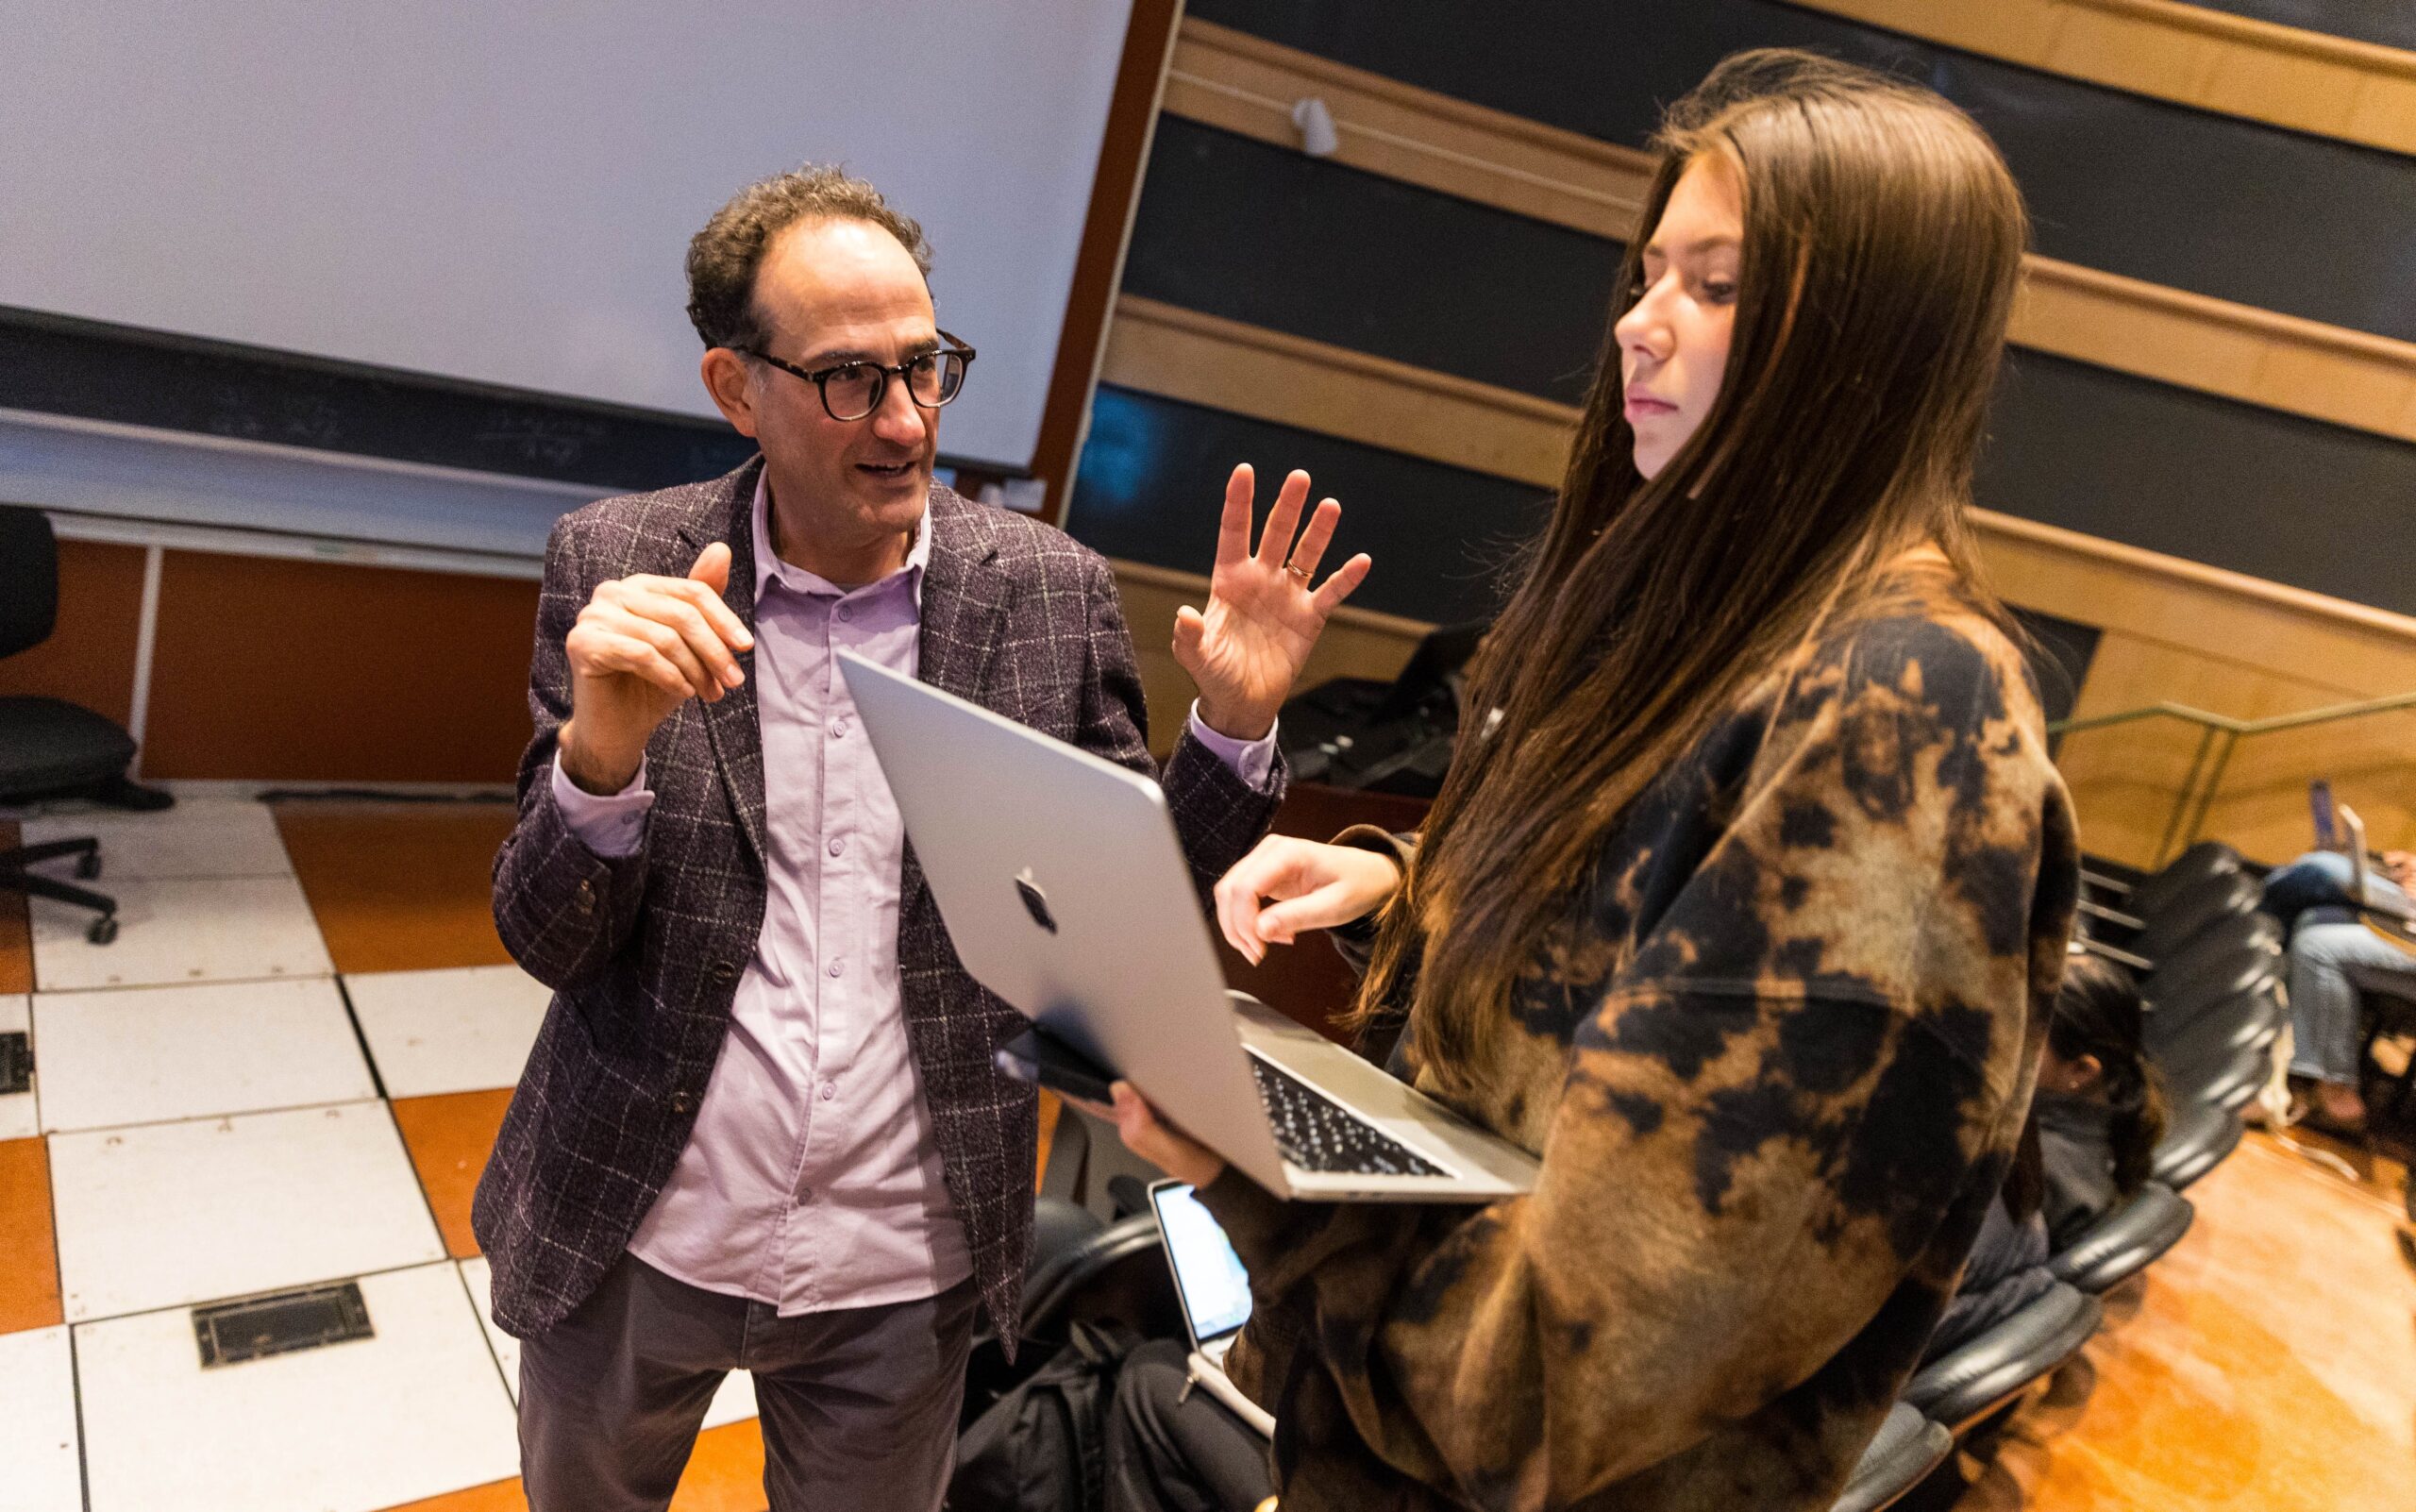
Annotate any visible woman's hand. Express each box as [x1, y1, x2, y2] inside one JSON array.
[[1214, 835, 1402, 965], [1074, 1082, 1228, 1190]]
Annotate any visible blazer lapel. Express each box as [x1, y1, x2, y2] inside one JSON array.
[[916, 489, 1010, 705], [901, 490, 1008, 956], [676, 460, 769, 870]]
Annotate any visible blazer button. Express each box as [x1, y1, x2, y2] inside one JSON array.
[[708, 960, 739, 985], [670, 1090, 695, 1115], [573, 880, 596, 916]]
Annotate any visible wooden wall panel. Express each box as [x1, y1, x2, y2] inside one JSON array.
[[1792, 0, 2416, 157], [0, 538, 144, 730], [142, 550, 538, 783], [1972, 521, 2416, 865]]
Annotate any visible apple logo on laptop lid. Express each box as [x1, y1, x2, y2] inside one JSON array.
[[1014, 868, 1059, 934]]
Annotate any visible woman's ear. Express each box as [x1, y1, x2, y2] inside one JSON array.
[[2072, 1052, 2105, 1091]]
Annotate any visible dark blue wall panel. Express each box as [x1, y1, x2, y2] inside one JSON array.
[[1125, 119, 1619, 405], [1069, 386, 1552, 624], [1192, 0, 2416, 344]]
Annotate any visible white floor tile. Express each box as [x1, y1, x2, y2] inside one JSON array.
[[50, 1101, 444, 1322], [76, 1262, 520, 1512], [346, 966, 550, 1099], [33, 980, 376, 1134], [0, 1326, 82, 1512], [458, 1256, 758, 1425], [19, 800, 294, 881], [0, 995, 35, 1141], [29, 875, 334, 993]]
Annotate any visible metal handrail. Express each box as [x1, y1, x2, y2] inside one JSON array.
[[2049, 689, 2416, 739], [2049, 688, 2416, 869]]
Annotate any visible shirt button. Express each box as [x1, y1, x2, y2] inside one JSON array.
[[828, 836, 845, 856], [796, 1186, 813, 1205], [831, 720, 847, 740], [837, 605, 853, 622], [821, 1082, 836, 1101], [828, 961, 844, 979]]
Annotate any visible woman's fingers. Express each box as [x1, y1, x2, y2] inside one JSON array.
[[1215, 837, 1317, 961], [1255, 882, 1361, 943]]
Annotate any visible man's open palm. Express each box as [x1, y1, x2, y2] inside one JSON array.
[[1175, 464, 1372, 741]]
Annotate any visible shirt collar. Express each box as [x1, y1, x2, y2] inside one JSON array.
[[748, 468, 931, 603]]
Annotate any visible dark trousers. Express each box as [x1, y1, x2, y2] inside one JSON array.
[[517, 1252, 978, 1512], [1106, 1338, 1278, 1512]]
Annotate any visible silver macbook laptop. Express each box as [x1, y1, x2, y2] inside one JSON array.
[[836, 650, 1537, 1201]]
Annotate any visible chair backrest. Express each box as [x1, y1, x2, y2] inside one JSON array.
[[0, 505, 60, 659]]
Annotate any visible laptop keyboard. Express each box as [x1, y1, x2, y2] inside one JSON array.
[[1249, 1056, 1445, 1178]]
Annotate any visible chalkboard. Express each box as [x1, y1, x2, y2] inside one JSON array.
[[0, 305, 758, 493]]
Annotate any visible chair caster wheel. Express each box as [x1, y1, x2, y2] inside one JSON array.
[[76, 852, 102, 881], [87, 916, 119, 946]]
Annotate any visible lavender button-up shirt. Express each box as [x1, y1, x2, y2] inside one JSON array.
[[551, 475, 1273, 1314]]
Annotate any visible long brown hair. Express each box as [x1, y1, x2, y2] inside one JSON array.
[[1358, 50, 2030, 1096]]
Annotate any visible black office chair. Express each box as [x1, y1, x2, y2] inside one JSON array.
[[2047, 1183, 2193, 1294], [2150, 1100, 2243, 1190], [1829, 1403, 1954, 1512], [2122, 841, 2242, 916], [2127, 872, 2264, 963], [0, 505, 173, 944], [1901, 1280, 2101, 1434]]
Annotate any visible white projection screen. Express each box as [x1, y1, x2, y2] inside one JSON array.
[[0, 0, 1135, 470]]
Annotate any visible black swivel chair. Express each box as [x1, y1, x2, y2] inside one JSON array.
[[0, 505, 174, 944]]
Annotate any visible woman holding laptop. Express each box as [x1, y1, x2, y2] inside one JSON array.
[[1100, 49, 2079, 1512]]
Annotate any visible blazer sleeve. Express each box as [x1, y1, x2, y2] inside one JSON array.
[[1197, 617, 2069, 1507], [491, 513, 653, 989], [1073, 548, 1286, 901]]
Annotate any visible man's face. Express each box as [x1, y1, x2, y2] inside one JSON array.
[[727, 217, 940, 544]]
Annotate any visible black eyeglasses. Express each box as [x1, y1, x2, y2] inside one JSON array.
[[738, 331, 977, 422]]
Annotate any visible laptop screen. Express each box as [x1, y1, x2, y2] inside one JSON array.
[[1150, 1181, 1253, 1347]]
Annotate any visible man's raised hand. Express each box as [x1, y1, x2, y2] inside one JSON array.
[[559, 542, 755, 794], [1175, 463, 1373, 742]]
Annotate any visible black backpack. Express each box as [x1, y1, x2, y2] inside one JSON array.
[[949, 1320, 1140, 1512]]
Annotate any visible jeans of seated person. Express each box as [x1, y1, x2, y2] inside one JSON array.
[[2289, 915, 2416, 1087], [2264, 850, 2412, 930], [1106, 1338, 1275, 1512]]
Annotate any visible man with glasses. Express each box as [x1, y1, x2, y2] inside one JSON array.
[[475, 165, 1369, 1511]]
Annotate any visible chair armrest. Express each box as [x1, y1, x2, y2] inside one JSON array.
[[2048, 1183, 2193, 1294], [1902, 1281, 2100, 1431], [1831, 1402, 1953, 1512]]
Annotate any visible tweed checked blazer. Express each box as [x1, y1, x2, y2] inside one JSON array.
[[473, 457, 1284, 1344]]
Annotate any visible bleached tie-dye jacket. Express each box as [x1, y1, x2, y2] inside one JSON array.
[[1196, 561, 2080, 1512]]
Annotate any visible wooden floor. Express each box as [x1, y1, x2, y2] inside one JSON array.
[[1957, 1130, 2413, 1511]]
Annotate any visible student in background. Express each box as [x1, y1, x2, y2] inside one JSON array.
[[1100, 50, 2078, 1512], [2262, 846, 2416, 1135], [2035, 954, 2167, 1245]]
